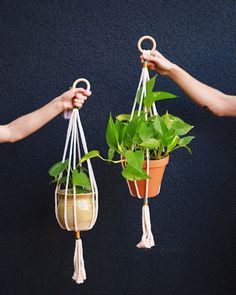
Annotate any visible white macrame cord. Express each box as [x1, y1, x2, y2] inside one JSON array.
[[128, 40, 158, 249], [54, 78, 98, 284]]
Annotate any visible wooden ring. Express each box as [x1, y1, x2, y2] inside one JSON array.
[[137, 35, 157, 53], [72, 78, 91, 91]]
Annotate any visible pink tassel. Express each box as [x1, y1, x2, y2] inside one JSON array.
[[136, 204, 155, 249], [72, 238, 86, 284]]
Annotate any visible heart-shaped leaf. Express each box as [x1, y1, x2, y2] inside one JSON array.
[[138, 122, 155, 141], [122, 164, 149, 181], [144, 91, 177, 109], [140, 138, 160, 149], [124, 150, 144, 172], [72, 169, 91, 190], [80, 150, 100, 165], [179, 136, 195, 146], [48, 159, 69, 177], [106, 114, 119, 150]]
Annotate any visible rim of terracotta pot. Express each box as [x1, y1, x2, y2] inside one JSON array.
[[142, 155, 169, 168], [57, 189, 93, 197]]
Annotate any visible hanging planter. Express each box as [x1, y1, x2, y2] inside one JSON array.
[[81, 36, 195, 248], [57, 191, 94, 230], [48, 78, 98, 284], [128, 155, 169, 198]]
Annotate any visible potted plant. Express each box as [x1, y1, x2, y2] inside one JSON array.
[[48, 160, 95, 230], [80, 75, 195, 198]]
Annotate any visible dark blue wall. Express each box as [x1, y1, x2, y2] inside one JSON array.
[[0, 1, 235, 294]]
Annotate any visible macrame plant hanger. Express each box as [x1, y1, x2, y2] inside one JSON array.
[[55, 78, 98, 284], [129, 36, 158, 249]]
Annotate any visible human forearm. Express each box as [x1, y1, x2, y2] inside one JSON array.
[[167, 64, 228, 116], [142, 50, 236, 117], [0, 87, 91, 143], [7, 97, 63, 142]]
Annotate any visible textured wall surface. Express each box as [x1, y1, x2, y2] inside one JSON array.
[[0, 1, 235, 294]]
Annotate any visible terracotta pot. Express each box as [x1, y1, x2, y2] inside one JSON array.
[[127, 155, 169, 198], [57, 190, 95, 231]]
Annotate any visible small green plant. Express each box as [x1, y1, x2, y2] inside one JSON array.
[[48, 160, 92, 194], [80, 75, 194, 181]]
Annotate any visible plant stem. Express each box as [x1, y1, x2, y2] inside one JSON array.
[[157, 143, 163, 159], [98, 155, 126, 164]]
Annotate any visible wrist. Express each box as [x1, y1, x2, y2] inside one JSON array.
[[53, 96, 64, 113], [165, 63, 178, 77], [166, 63, 183, 80]]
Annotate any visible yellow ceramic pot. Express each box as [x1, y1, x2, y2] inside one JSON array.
[[57, 190, 94, 231]]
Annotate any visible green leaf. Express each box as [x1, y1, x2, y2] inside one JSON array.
[[80, 150, 100, 165], [115, 120, 127, 144], [135, 75, 157, 105], [138, 122, 155, 141], [153, 115, 169, 139], [123, 116, 142, 146], [146, 75, 157, 95], [121, 124, 128, 142], [80, 166, 88, 172], [153, 115, 163, 137], [108, 148, 115, 160], [183, 145, 192, 154], [173, 136, 194, 155], [140, 138, 160, 149], [175, 122, 193, 135], [122, 164, 149, 181], [76, 186, 89, 194], [124, 150, 144, 172], [72, 169, 91, 190], [116, 114, 130, 121], [144, 91, 177, 109], [167, 114, 194, 136], [58, 176, 68, 184], [48, 159, 69, 177], [135, 87, 143, 105], [163, 128, 175, 146], [167, 135, 180, 153], [106, 114, 119, 150], [129, 110, 142, 120], [178, 136, 195, 146], [132, 134, 142, 145], [162, 111, 172, 129]]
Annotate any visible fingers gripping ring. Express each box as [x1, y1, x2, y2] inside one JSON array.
[[72, 78, 91, 91], [137, 35, 157, 53], [64, 78, 91, 119]]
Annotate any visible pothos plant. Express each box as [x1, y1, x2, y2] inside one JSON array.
[[48, 160, 92, 194], [82, 75, 194, 181]]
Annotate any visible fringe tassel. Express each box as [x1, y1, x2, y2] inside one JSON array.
[[72, 238, 86, 284], [136, 204, 155, 249]]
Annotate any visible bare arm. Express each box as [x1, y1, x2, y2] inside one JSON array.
[[0, 88, 91, 143], [142, 51, 236, 117]]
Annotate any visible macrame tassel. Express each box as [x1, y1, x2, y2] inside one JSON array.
[[136, 204, 155, 249], [72, 232, 86, 284]]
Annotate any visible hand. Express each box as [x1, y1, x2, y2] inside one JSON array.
[[59, 88, 92, 111], [140, 50, 174, 76]]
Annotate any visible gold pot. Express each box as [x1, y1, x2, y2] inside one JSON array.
[[57, 190, 95, 231]]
